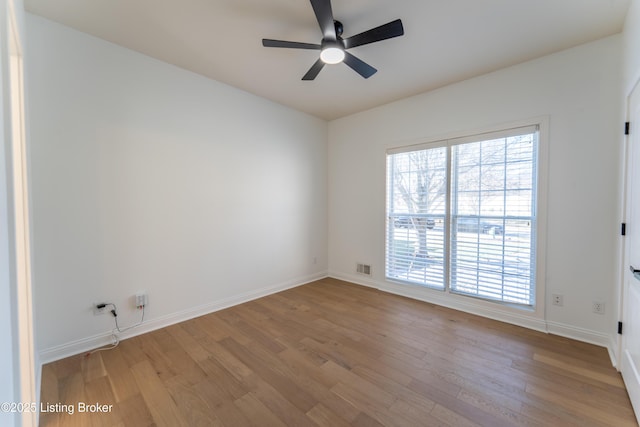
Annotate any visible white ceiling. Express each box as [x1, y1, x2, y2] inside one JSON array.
[[24, 0, 630, 120]]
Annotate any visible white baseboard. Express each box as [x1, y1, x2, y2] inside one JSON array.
[[329, 271, 616, 355], [40, 270, 616, 366], [546, 320, 611, 348], [609, 334, 621, 370], [330, 271, 548, 332], [39, 271, 328, 364]]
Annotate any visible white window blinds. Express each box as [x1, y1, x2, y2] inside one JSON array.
[[386, 146, 447, 289], [386, 125, 539, 306]]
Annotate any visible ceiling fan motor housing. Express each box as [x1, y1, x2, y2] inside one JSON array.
[[334, 20, 344, 37]]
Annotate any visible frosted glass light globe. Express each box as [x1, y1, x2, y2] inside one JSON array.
[[320, 47, 345, 64]]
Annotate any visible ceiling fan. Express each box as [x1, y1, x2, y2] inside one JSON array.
[[262, 0, 404, 80]]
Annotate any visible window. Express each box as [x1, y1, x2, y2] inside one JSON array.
[[386, 125, 539, 306]]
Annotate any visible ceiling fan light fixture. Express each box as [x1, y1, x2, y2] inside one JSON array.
[[320, 45, 344, 64]]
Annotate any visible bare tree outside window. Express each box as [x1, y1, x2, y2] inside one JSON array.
[[392, 148, 446, 261]]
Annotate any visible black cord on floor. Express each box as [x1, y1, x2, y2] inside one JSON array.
[[86, 304, 145, 357]]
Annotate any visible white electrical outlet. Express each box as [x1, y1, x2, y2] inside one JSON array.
[[592, 302, 605, 314], [552, 294, 563, 307], [135, 293, 148, 309]]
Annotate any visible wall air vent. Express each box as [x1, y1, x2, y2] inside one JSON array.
[[356, 263, 372, 276]]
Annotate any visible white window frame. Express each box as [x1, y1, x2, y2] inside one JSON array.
[[385, 118, 548, 310]]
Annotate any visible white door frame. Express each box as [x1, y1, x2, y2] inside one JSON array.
[[617, 77, 640, 423], [5, 1, 37, 426], [616, 82, 636, 369]]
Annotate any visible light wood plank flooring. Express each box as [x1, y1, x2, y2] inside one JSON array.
[[40, 278, 637, 426]]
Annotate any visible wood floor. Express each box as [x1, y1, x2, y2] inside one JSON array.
[[40, 278, 637, 427]]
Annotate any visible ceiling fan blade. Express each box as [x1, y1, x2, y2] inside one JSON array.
[[343, 52, 377, 79], [343, 19, 404, 49], [302, 58, 326, 80], [262, 39, 321, 49], [310, 0, 336, 39]]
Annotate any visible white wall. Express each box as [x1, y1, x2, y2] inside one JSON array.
[[26, 15, 328, 362], [328, 35, 622, 347]]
